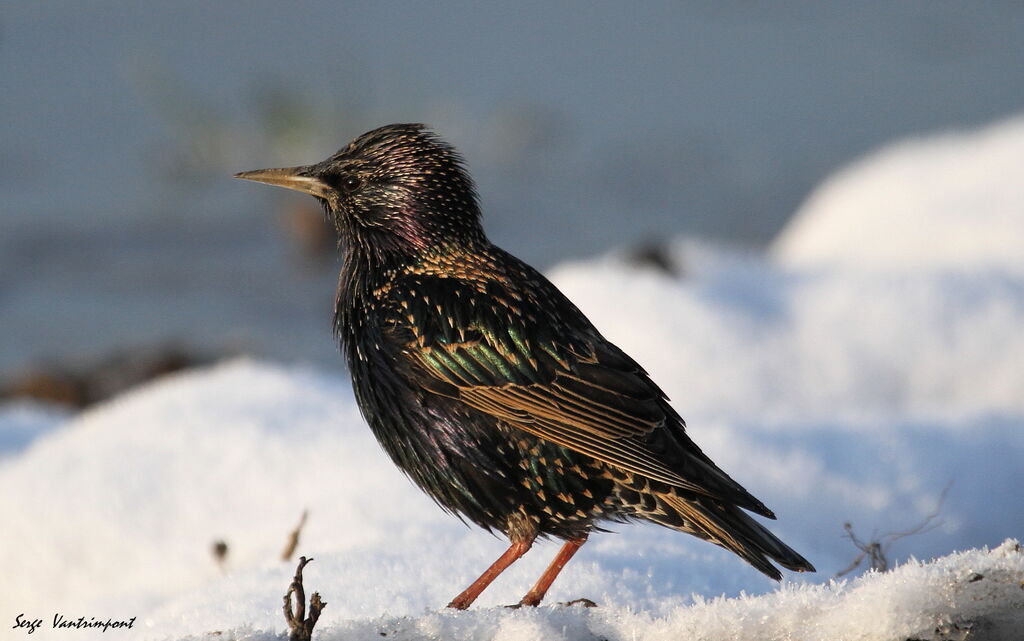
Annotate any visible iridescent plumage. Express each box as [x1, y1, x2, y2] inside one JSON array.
[[236, 124, 814, 608]]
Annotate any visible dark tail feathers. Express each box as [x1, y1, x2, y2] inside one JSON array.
[[659, 493, 815, 580]]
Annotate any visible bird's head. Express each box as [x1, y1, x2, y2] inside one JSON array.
[[235, 124, 484, 257]]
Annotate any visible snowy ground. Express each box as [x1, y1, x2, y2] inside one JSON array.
[[774, 114, 1024, 272], [2, 117, 1024, 639]]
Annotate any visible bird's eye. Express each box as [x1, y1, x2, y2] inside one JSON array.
[[341, 176, 362, 193]]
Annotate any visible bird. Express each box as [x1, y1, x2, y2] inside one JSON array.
[[235, 124, 814, 609]]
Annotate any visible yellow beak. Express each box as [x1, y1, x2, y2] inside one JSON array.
[[233, 166, 332, 199]]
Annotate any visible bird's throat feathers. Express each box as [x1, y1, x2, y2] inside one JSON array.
[[332, 234, 477, 356]]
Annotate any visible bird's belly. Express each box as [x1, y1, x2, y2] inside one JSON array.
[[355, 369, 617, 538], [351, 369, 520, 529], [486, 427, 619, 538]]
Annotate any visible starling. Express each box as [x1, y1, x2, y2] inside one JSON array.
[[235, 124, 814, 609]]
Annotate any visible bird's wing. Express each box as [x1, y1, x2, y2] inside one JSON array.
[[383, 271, 773, 516]]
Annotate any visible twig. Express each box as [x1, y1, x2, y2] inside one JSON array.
[[281, 510, 309, 562], [283, 556, 326, 641], [836, 482, 951, 577]]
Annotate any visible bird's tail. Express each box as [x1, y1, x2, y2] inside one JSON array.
[[658, 492, 815, 580]]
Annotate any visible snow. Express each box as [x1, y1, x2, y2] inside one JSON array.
[[3, 116, 1024, 640], [774, 114, 1024, 272], [0, 400, 68, 460], [171, 543, 1024, 641]]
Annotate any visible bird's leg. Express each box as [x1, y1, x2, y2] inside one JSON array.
[[517, 536, 588, 607], [447, 539, 533, 610]]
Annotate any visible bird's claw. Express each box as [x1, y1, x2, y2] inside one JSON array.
[[505, 597, 597, 609]]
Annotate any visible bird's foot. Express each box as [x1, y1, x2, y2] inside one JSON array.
[[505, 597, 598, 609], [446, 597, 472, 610]]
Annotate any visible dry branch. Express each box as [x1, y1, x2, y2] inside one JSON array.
[[837, 482, 950, 577], [283, 556, 325, 641]]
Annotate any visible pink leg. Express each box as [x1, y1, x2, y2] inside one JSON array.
[[447, 540, 533, 610], [518, 537, 587, 607]]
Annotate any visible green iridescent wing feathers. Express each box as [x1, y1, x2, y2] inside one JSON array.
[[385, 270, 773, 517]]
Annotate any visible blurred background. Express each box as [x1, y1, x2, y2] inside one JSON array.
[[3, 1, 1024, 400], [3, 4, 1024, 631]]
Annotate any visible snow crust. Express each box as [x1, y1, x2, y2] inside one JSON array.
[[175, 541, 1024, 641], [3, 116, 1024, 639]]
